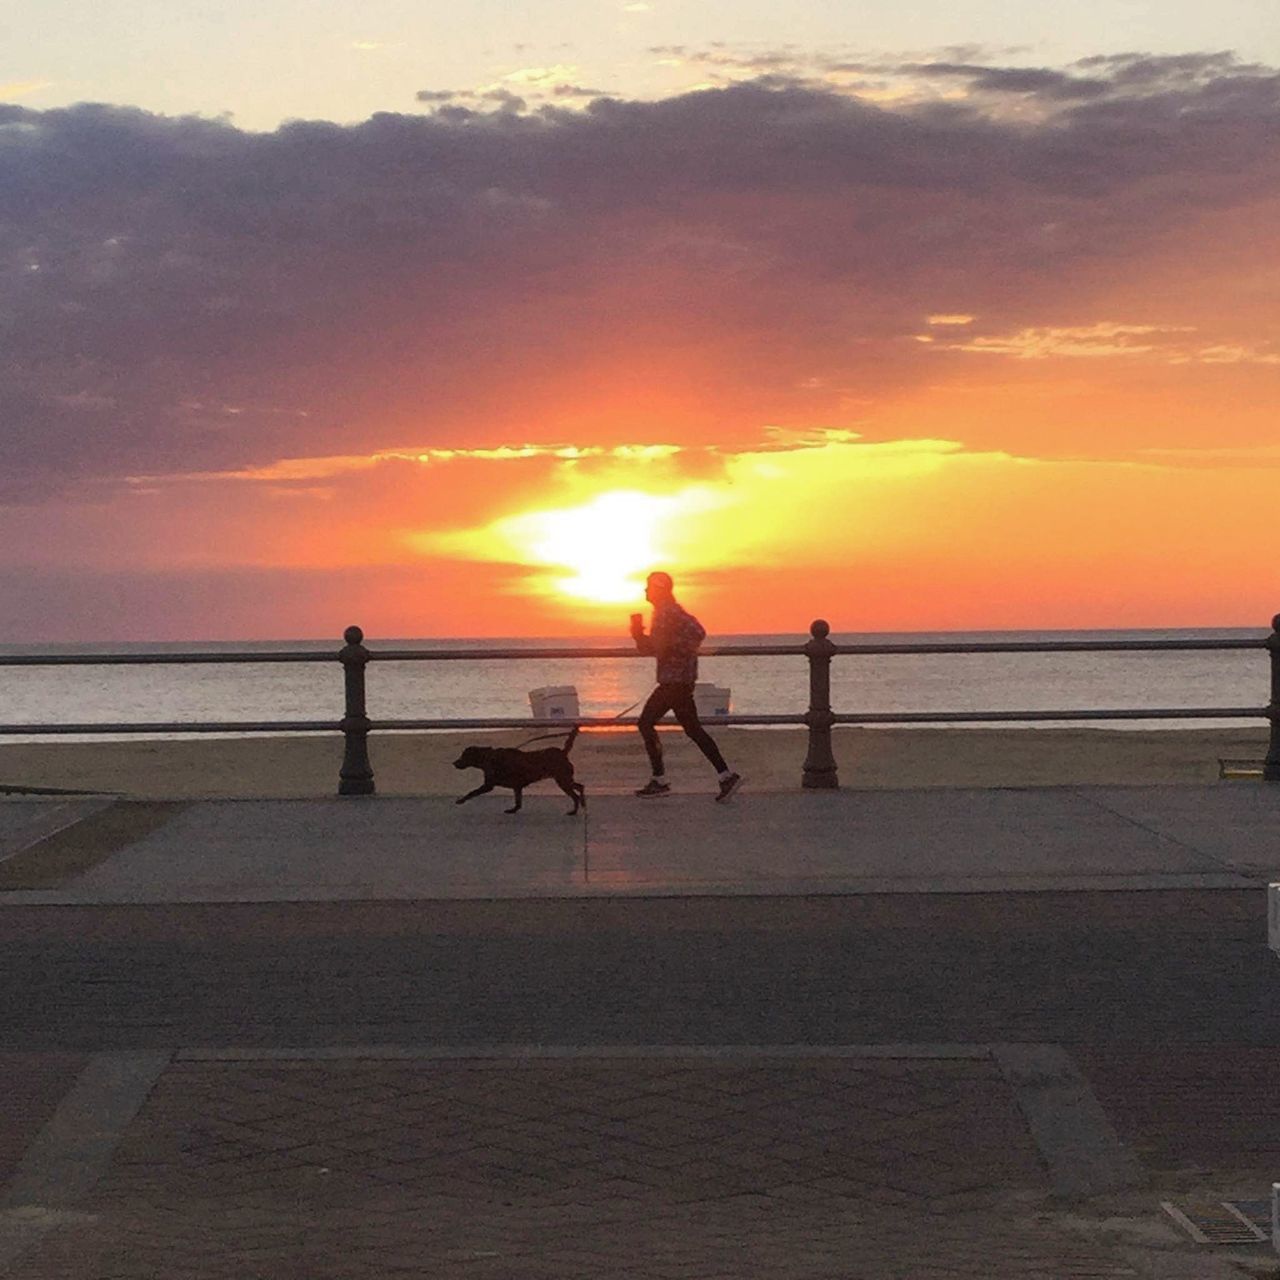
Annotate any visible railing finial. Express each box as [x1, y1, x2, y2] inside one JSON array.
[[810, 619, 831, 640]]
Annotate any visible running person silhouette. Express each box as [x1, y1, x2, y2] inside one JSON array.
[[630, 571, 742, 801]]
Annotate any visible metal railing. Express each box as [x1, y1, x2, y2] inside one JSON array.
[[2, 616, 1278, 792]]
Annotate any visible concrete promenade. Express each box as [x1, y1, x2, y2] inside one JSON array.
[[2, 782, 1279, 902], [1, 783, 1279, 1276]]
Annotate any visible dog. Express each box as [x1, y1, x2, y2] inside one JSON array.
[[453, 726, 586, 815]]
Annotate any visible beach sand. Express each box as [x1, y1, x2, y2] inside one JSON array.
[[0, 726, 1269, 798]]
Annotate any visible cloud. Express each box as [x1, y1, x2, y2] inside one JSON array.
[[503, 64, 581, 86], [925, 322, 1280, 365], [126, 442, 687, 487], [551, 84, 608, 99], [1135, 444, 1280, 467], [1, 55, 1278, 503], [1184, 344, 1280, 366], [932, 322, 1191, 359], [903, 62, 1111, 100]]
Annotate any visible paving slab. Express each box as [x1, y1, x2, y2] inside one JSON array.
[[585, 788, 1241, 894], [1081, 786, 1280, 879], [0, 1057, 89, 1191], [22, 797, 587, 902], [0, 802, 188, 891], [2, 787, 1265, 905], [0, 800, 114, 865]]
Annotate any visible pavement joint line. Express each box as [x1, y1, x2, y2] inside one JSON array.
[[174, 1043, 995, 1062], [0, 799, 115, 868], [1070, 787, 1237, 875], [0, 801, 188, 892], [0, 1050, 171, 1274], [993, 1043, 1148, 1200]]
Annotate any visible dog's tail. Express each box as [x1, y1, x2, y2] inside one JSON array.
[[563, 725, 580, 755]]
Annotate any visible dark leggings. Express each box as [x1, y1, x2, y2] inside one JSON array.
[[638, 683, 728, 776]]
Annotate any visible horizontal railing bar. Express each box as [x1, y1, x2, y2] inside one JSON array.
[[830, 638, 1267, 655], [832, 707, 1269, 724], [376, 715, 803, 730], [373, 645, 804, 660], [375, 638, 1263, 658], [0, 646, 794, 666], [0, 636, 1267, 667], [0, 652, 337, 666], [0, 707, 1267, 737], [0, 721, 339, 735], [0, 715, 802, 736]]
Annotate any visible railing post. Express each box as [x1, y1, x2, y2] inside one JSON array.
[[338, 625, 375, 796], [802, 618, 839, 790], [1265, 614, 1280, 783]]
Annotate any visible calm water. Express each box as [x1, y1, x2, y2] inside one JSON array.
[[0, 629, 1270, 740]]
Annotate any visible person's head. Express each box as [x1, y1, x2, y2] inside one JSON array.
[[645, 571, 674, 605]]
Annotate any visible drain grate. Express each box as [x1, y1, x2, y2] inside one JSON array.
[[1225, 1199, 1273, 1233], [1161, 1200, 1269, 1245]]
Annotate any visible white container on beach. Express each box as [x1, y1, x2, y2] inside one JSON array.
[[693, 683, 731, 718], [529, 686, 580, 719]]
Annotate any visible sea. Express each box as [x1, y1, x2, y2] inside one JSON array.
[[0, 628, 1271, 741]]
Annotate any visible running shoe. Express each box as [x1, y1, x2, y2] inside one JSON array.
[[715, 773, 743, 803], [635, 779, 672, 798]]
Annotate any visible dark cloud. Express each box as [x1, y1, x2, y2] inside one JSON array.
[[478, 88, 527, 111], [1074, 51, 1246, 82], [551, 84, 608, 99], [905, 62, 1111, 99], [1, 57, 1278, 501]]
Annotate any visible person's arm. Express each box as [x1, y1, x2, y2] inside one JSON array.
[[630, 612, 655, 655]]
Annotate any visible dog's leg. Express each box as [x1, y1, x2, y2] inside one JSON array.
[[505, 787, 523, 814], [555, 776, 583, 815], [456, 784, 494, 805]]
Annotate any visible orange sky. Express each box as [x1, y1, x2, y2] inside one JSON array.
[[2, 61, 1278, 641]]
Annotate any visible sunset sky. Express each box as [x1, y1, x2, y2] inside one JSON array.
[[3, 2, 1279, 640]]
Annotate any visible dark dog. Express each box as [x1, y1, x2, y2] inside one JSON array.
[[453, 726, 586, 815]]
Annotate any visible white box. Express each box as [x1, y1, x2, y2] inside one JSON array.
[[529, 686, 580, 719], [693, 683, 731, 718]]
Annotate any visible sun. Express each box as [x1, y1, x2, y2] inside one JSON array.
[[421, 479, 731, 611], [498, 489, 679, 605]]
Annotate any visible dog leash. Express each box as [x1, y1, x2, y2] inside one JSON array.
[[510, 697, 645, 750], [510, 729, 578, 749]]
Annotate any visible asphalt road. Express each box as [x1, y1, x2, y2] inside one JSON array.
[[1, 889, 1274, 1051]]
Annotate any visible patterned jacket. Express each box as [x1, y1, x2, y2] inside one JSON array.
[[636, 600, 706, 685]]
